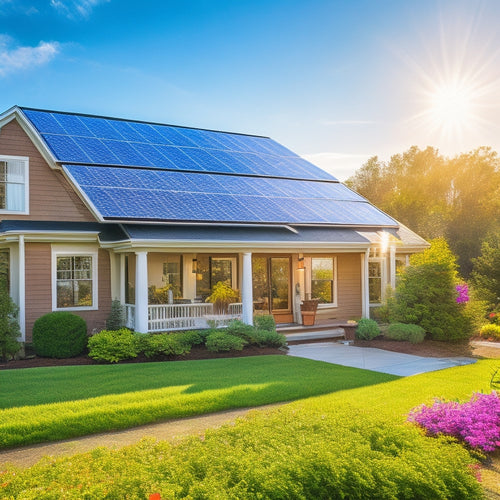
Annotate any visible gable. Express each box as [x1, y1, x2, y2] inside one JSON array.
[[0, 119, 97, 222]]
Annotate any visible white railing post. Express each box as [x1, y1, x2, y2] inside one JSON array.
[[135, 251, 148, 332], [241, 252, 253, 326]]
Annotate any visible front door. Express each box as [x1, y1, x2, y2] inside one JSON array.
[[252, 256, 293, 323]]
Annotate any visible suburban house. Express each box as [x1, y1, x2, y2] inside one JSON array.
[[0, 106, 428, 343]]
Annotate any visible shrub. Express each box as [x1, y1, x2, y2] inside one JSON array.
[[106, 299, 126, 330], [253, 314, 276, 332], [409, 391, 500, 452], [355, 318, 380, 340], [225, 319, 256, 341], [479, 323, 500, 340], [142, 333, 190, 358], [392, 239, 473, 341], [386, 323, 425, 344], [205, 332, 246, 352], [176, 330, 204, 347], [32, 312, 87, 358], [252, 329, 287, 348], [206, 281, 239, 313], [87, 328, 140, 363], [0, 280, 20, 361]]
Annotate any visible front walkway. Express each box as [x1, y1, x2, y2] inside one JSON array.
[[287, 341, 476, 376]]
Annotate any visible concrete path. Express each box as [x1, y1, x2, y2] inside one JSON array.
[[287, 341, 476, 376]]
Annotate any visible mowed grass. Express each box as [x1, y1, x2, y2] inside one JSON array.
[[2, 360, 497, 499], [0, 356, 398, 448]]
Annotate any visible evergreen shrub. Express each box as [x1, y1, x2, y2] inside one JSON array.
[[479, 324, 500, 340], [253, 314, 276, 332], [106, 299, 126, 330], [32, 312, 87, 358], [142, 333, 190, 358], [0, 281, 21, 361], [251, 329, 287, 348], [386, 323, 425, 343], [205, 332, 246, 352], [225, 319, 256, 341], [355, 318, 381, 340]]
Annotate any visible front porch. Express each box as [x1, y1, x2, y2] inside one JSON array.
[[109, 247, 379, 334]]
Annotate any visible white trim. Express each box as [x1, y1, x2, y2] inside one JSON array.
[[361, 249, 370, 318], [18, 236, 25, 341], [51, 245, 98, 311], [0, 155, 29, 215]]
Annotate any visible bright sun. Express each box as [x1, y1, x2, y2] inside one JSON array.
[[428, 80, 475, 134]]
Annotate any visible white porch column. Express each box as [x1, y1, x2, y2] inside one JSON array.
[[241, 252, 253, 326], [389, 246, 396, 289], [119, 253, 126, 304], [18, 236, 25, 341], [135, 251, 149, 332], [361, 249, 370, 319]]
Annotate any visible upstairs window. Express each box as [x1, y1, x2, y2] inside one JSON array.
[[0, 156, 28, 213]]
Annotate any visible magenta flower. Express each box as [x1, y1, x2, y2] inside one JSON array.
[[456, 283, 469, 303]]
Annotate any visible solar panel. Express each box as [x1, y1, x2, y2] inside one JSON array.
[[22, 108, 338, 182], [63, 164, 396, 225]]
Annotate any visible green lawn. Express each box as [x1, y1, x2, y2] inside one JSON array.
[[0, 356, 397, 448], [2, 359, 496, 499]]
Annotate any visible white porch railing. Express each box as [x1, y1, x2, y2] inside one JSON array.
[[124, 302, 244, 332]]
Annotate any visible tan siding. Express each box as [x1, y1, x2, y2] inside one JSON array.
[[0, 119, 96, 222], [316, 253, 362, 322], [24, 244, 112, 342]]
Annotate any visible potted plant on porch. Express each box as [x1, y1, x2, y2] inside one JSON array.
[[300, 299, 320, 326]]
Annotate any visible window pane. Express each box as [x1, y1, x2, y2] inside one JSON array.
[[57, 280, 74, 308], [211, 259, 232, 287], [369, 278, 382, 303], [311, 257, 334, 304], [75, 280, 93, 306], [312, 280, 333, 303], [57, 257, 72, 271], [369, 261, 381, 278], [311, 258, 333, 280]]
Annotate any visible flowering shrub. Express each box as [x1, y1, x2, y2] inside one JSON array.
[[479, 323, 500, 340], [408, 392, 500, 452], [456, 283, 470, 303], [489, 311, 499, 325]]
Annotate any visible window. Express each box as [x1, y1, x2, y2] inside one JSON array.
[[311, 257, 336, 305], [53, 250, 97, 310], [162, 256, 182, 298], [196, 256, 237, 300], [0, 156, 28, 213], [369, 260, 383, 304]]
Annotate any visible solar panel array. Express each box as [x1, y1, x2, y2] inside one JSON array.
[[64, 164, 397, 226], [22, 108, 336, 181]]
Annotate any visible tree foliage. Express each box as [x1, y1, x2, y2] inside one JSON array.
[[346, 146, 500, 276], [471, 231, 500, 305]]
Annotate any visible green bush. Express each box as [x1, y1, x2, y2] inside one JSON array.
[[142, 333, 190, 358], [106, 299, 126, 330], [0, 280, 21, 361], [176, 329, 204, 347], [253, 314, 276, 332], [205, 332, 246, 352], [252, 329, 287, 348], [87, 328, 139, 363], [479, 323, 500, 340], [32, 312, 87, 358], [393, 239, 472, 341], [355, 318, 381, 340], [225, 319, 256, 341], [386, 323, 425, 344]]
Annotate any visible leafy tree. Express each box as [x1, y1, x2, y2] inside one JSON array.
[[391, 239, 471, 341], [470, 231, 500, 306], [0, 280, 21, 361]]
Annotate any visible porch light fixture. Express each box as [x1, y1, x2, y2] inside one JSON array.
[[297, 257, 305, 271], [192, 258, 197, 273]]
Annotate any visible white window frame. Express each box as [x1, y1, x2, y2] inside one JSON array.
[[0, 155, 29, 215], [368, 257, 386, 305], [309, 256, 338, 308], [52, 246, 98, 311]]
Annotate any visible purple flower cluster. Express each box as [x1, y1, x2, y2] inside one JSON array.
[[456, 283, 469, 303], [408, 392, 500, 452]]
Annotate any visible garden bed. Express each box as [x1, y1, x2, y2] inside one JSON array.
[[0, 344, 285, 370]]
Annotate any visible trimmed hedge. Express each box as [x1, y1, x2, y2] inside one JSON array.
[[205, 331, 246, 352], [386, 323, 426, 344], [32, 312, 87, 358], [87, 328, 140, 363]]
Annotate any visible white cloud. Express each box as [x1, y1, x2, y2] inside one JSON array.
[[302, 152, 372, 181], [50, 0, 109, 19], [0, 36, 60, 77]]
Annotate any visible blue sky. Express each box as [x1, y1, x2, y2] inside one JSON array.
[[1, 0, 500, 179]]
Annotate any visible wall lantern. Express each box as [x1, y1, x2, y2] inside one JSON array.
[[192, 258, 198, 273], [297, 257, 305, 271]]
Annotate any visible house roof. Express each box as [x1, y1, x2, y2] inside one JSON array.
[[3, 106, 399, 228]]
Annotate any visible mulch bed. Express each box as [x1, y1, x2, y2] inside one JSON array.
[[0, 345, 286, 370]]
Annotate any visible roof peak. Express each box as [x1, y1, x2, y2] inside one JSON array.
[[18, 106, 270, 139]]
